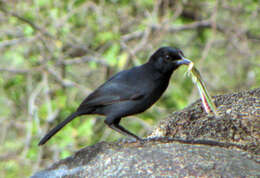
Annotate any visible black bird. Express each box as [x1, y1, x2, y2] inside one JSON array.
[[38, 47, 191, 145]]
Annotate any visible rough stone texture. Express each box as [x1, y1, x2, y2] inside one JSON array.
[[151, 87, 260, 154], [32, 140, 260, 178], [32, 88, 260, 177]]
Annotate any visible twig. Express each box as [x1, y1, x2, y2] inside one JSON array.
[[0, 68, 30, 74], [45, 65, 92, 95], [200, 0, 218, 62], [132, 26, 151, 54], [22, 74, 45, 158], [0, 117, 8, 145], [0, 36, 34, 49], [43, 72, 59, 123], [57, 56, 109, 66], [0, 6, 54, 38], [121, 20, 213, 42], [45, 66, 76, 87], [0, 66, 44, 74]]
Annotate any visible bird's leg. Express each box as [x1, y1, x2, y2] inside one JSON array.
[[110, 124, 142, 141], [105, 118, 142, 141]]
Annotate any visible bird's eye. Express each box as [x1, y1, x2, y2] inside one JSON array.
[[165, 55, 170, 60]]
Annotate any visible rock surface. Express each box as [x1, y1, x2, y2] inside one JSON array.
[[32, 88, 260, 177], [151, 88, 260, 154], [32, 140, 260, 178]]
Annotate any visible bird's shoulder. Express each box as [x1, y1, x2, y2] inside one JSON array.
[[94, 65, 147, 95]]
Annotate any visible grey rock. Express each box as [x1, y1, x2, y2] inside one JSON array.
[[32, 140, 260, 177]]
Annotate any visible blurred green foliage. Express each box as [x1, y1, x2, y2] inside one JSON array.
[[0, 0, 259, 177]]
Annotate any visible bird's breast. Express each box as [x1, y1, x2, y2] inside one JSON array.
[[140, 76, 170, 106]]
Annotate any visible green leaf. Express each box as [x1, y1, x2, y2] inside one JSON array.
[[104, 44, 120, 66]]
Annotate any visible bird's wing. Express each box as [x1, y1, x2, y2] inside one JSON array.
[[77, 71, 145, 110]]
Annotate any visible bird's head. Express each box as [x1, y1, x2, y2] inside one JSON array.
[[149, 47, 191, 73]]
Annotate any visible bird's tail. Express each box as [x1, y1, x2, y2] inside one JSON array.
[[38, 112, 80, 146]]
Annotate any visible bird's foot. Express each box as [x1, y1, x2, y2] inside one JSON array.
[[118, 137, 140, 144], [142, 136, 167, 142]]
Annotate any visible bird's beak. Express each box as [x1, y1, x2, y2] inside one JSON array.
[[177, 57, 192, 65]]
